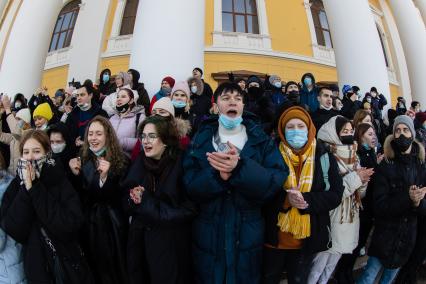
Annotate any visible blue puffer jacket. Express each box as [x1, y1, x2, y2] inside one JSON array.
[[0, 171, 25, 284], [183, 114, 288, 284]]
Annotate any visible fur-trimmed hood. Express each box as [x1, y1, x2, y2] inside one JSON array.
[[187, 77, 204, 96], [175, 117, 191, 138], [383, 134, 425, 162]]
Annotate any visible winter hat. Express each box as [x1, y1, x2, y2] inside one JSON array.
[[162, 76, 175, 88], [55, 89, 65, 98], [33, 103, 53, 121], [171, 81, 190, 99], [342, 85, 353, 94], [415, 112, 426, 125], [278, 106, 316, 153], [15, 108, 31, 124], [269, 75, 280, 85], [247, 75, 262, 86], [152, 97, 175, 117], [193, 67, 203, 76], [116, 71, 132, 86], [363, 102, 371, 109], [393, 115, 415, 138]]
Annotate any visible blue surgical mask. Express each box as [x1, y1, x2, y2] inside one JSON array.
[[219, 114, 243, 130], [303, 77, 313, 86], [285, 129, 308, 149], [172, 100, 186, 108], [423, 124, 426, 130], [362, 143, 371, 150], [367, 98, 372, 103], [102, 74, 110, 83], [78, 103, 90, 111], [90, 146, 106, 157], [274, 82, 282, 89], [191, 86, 198, 94], [17, 120, 25, 129]]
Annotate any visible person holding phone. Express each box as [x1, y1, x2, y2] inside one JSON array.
[[357, 115, 426, 284], [122, 115, 196, 284], [183, 82, 288, 283], [68, 116, 129, 284]]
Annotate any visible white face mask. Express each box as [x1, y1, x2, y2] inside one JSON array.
[[191, 86, 198, 94], [320, 104, 333, 111], [51, 143, 66, 154], [38, 123, 48, 131]]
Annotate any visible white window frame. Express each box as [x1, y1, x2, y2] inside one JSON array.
[[304, 0, 335, 64], [102, 0, 132, 57], [212, 0, 271, 51]]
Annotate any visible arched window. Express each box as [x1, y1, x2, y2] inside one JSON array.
[[222, 0, 259, 34], [310, 0, 333, 48], [377, 26, 389, 67], [120, 0, 139, 35], [49, 1, 81, 52]]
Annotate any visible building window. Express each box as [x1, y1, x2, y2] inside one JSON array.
[[377, 26, 389, 67], [49, 1, 81, 52], [120, 0, 139, 35], [222, 0, 259, 34], [310, 0, 333, 48]]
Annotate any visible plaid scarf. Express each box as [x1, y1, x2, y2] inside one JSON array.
[[277, 140, 316, 239], [17, 154, 55, 183], [329, 144, 357, 175]]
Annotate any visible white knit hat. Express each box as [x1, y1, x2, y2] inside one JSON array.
[[15, 108, 31, 124], [152, 97, 175, 117]]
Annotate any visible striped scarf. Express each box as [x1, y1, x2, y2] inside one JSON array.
[[277, 140, 316, 239]]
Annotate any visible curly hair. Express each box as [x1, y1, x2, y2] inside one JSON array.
[[80, 116, 127, 175]]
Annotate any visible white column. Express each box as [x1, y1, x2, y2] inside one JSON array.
[[129, 0, 205, 96], [0, 0, 7, 21], [414, 0, 426, 25], [389, 0, 426, 107], [379, 0, 412, 103], [0, 0, 62, 98], [67, 0, 111, 83], [322, 0, 391, 106]]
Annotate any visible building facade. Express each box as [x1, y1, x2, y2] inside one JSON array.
[[0, 0, 425, 108]]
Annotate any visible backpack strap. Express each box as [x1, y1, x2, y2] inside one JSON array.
[[320, 153, 330, 191]]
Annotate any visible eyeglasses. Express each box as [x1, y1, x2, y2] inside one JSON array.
[[141, 133, 158, 143]]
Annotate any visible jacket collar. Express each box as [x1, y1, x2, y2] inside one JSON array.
[[383, 134, 425, 162]]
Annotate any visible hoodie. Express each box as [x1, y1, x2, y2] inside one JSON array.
[[128, 69, 150, 115], [300, 73, 319, 112]]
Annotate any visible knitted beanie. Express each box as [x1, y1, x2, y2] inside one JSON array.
[[152, 97, 175, 117], [16, 108, 31, 124], [162, 76, 176, 88], [33, 103, 53, 121], [393, 115, 415, 138]]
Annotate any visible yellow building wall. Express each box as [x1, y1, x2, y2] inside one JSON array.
[[41, 66, 69, 96], [389, 83, 400, 108], [205, 0, 214, 46], [100, 56, 130, 75], [266, 0, 313, 56], [204, 52, 337, 90]]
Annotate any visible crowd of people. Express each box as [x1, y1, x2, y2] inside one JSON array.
[[0, 66, 425, 284]]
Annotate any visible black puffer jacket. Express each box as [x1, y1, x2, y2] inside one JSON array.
[[369, 136, 426, 268], [122, 152, 196, 284], [0, 162, 85, 283], [264, 142, 344, 254]]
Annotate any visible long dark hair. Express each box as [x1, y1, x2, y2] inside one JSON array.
[[355, 123, 375, 146], [139, 116, 180, 160], [80, 116, 127, 175]]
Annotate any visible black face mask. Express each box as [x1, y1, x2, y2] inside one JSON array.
[[287, 90, 300, 104], [248, 86, 262, 97], [116, 103, 130, 113], [393, 135, 413, 153], [340, 135, 354, 145]]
